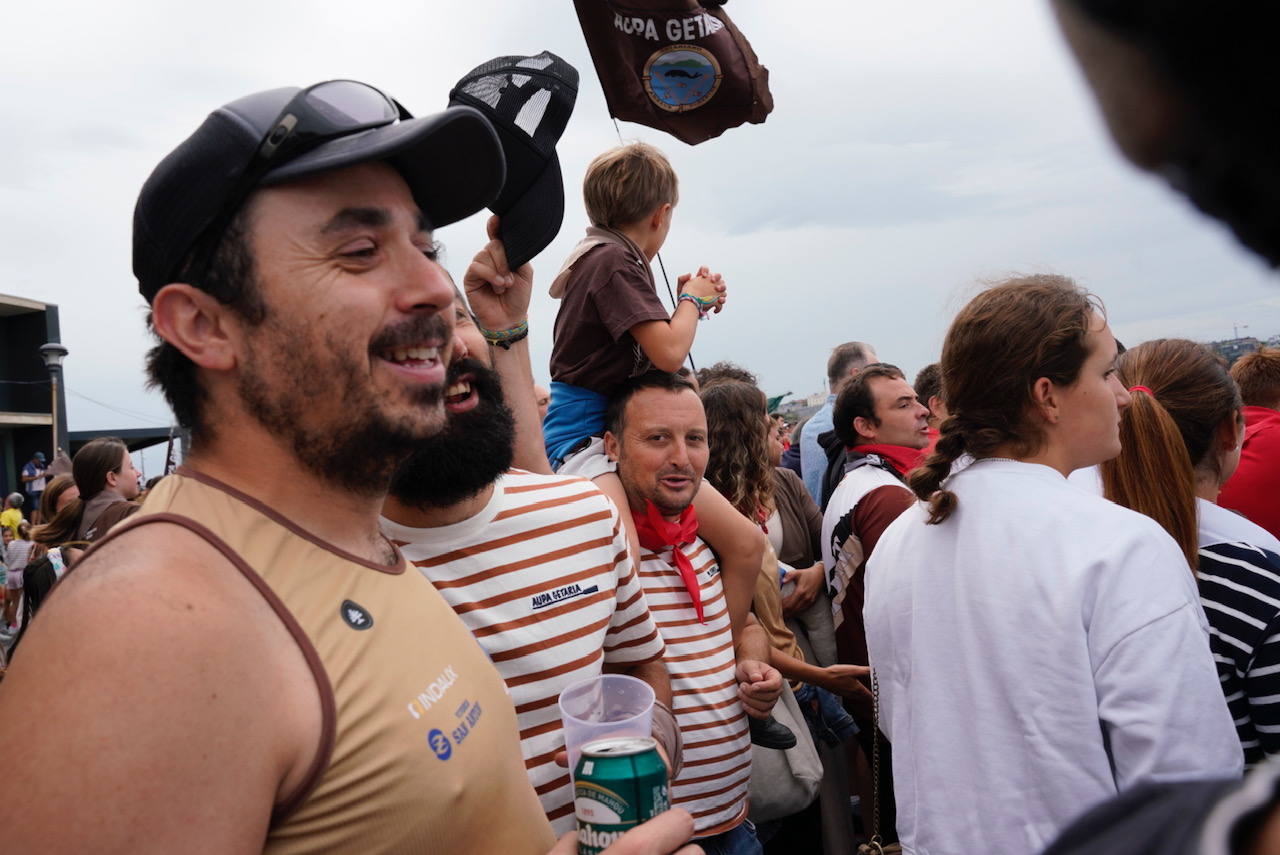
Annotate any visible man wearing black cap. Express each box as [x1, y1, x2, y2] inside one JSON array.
[[0, 81, 700, 855]]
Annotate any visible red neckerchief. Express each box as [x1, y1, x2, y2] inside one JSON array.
[[633, 500, 704, 623], [850, 443, 926, 476]]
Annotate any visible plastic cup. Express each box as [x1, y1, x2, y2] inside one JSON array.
[[559, 673, 655, 778]]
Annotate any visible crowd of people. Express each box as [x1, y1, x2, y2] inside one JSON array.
[[3, 2, 1280, 854]]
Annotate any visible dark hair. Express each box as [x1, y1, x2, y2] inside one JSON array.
[[606, 371, 698, 436], [909, 275, 1100, 524], [72, 437, 130, 502], [700, 381, 773, 520], [827, 342, 875, 391], [31, 475, 85, 551], [1064, 1, 1280, 265], [1230, 346, 1280, 409], [833, 363, 905, 447], [697, 361, 758, 390], [914, 363, 943, 408], [145, 205, 264, 443], [1101, 339, 1241, 568]]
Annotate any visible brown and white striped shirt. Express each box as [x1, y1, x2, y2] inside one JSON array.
[[383, 470, 666, 834], [637, 536, 751, 837]]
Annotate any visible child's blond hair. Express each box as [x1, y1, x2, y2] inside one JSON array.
[[583, 142, 679, 229]]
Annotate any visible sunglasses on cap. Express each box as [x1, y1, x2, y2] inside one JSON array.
[[191, 80, 411, 276]]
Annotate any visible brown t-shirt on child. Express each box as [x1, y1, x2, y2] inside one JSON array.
[[549, 239, 671, 396]]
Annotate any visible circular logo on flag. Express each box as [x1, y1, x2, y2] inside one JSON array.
[[643, 44, 722, 113]]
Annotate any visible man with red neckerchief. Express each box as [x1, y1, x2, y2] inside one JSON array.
[[604, 370, 783, 855]]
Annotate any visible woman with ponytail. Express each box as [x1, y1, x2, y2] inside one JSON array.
[[863, 275, 1241, 854], [1103, 339, 1280, 766]]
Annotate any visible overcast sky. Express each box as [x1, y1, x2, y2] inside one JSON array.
[[4, 0, 1277, 474]]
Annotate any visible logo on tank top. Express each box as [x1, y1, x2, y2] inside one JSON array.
[[340, 599, 374, 630], [427, 728, 452, 761]]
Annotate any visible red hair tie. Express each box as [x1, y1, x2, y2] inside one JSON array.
[[1128, 385, 1154, 395]]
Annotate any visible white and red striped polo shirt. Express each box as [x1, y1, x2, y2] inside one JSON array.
[[637, 536, 751, 838], [383, 470, 666, 834]]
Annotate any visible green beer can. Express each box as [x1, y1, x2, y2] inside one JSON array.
[[574, 735, 670, 855]]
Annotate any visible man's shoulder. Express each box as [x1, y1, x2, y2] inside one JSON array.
[[501, 469, 619, 515], [827, 461, 904, 515]]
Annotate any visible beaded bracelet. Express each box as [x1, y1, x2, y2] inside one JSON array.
[[478, 319, 529, 350], [678, 292, 718, 319]]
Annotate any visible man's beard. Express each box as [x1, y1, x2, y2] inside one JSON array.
[[388, 357, 516, 508], [236, 313, 447, 498]]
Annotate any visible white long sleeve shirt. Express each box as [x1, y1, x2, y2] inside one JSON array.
[[864, 459, 1242, 855]]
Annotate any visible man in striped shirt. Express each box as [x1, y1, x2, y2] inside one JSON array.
[[382, 276, 674, 836], [605, 370, 784, 855]]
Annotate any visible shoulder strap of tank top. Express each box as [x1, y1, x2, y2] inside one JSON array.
[[70, 512, 336, 823]]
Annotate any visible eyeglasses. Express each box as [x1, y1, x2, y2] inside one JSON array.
[[190, 80, 410, 279]]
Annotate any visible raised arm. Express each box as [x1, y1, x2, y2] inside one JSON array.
[[629, 269, 725, 373], [464, 215, 551, 474]]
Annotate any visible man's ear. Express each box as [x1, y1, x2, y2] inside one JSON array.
[[603, 430, 621, 463], [150, 284, 239, 372], [852, 417, 876, 444], [1030, 377, 1061, 426]]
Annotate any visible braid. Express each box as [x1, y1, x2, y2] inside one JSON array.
[[909, 418, 967, 524]]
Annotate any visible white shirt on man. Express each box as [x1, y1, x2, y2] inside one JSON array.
[[865, 459, 1241, 855]]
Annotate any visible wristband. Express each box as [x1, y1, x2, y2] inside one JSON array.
[[678, 292, 717, 320], [477, 319, 529, 350]]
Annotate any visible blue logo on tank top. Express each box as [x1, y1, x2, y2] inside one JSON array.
[[427, 728, 452, 761]]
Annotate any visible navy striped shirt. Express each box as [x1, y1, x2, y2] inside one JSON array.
[[1198, 540, 1280, 767]]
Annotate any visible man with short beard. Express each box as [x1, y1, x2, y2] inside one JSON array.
[[0, 83, 699, 855], [382, 244, 675, 836]]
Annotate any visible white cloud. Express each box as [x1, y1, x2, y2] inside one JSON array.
[[2, 0, 1275, 476]]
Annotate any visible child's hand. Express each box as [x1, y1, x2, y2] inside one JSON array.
[[463, 215, 533, 331], [679, 267, 727, 313]]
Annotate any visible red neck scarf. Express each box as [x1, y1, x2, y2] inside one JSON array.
[[850, 443, 926, 476], [632, 500, 704, 623]]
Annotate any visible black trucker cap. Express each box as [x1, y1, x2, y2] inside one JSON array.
[[133, 82, 506, 302], [449, 52, 578, 271]]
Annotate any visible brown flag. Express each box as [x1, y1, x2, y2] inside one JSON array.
[[573, 0, 773, 145]]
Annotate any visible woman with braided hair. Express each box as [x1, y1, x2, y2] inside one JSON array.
[[862, 274, 1241, 855]]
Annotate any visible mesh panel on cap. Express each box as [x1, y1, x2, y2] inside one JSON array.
[[451, 52, 578, 155]]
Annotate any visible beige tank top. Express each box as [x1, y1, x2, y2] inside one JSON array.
[[117, 468, 556, 854]]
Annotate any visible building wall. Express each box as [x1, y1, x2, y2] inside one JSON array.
[[0, 298, 68, 496]]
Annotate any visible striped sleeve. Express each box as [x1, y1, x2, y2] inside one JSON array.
[[1247, 611, 1280, 759], [603, 512, 665, 665], [1199, 542, 1280, 766]]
